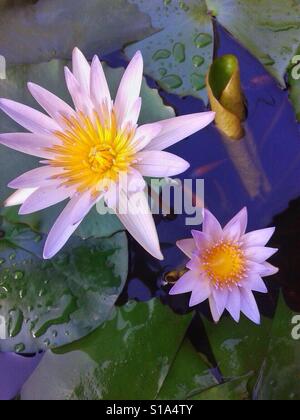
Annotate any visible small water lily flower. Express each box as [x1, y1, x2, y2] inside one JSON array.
[[170, 208, 279, 324], [0, 48, 215, 260]]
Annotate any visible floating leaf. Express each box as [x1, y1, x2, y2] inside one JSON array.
[[288, 51, 300, 122], [21, 300, 193, 400], [188, 374, 252, 400], [202, 315, 272, 379], [0, 0, 155, 65], [0, 219, 128, 353], [207, 54, 245, 140], [254, 295, 300, 400], [157, 337, 218, 400], [0, 60, 174, 238], [125, 0, 213, 102]]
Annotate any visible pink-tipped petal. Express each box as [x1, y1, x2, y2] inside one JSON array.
[[212, 288, 229, 316], [259, 261, 279, 277], [72, 48, 91, 96], [27, 82, 75, 122], [4, 188, 37, 207], [223, 207, 248, 241], [130, 122, 162, 152], [0, 133, 57, 159], [114, 51, 143, 126], [19, 185, 73, 215], [209, 295, 221, 323], [113, 189, 163, 260], [226, 287, 241, 322], [8, 166, 62, 189], [240, 288, 261, 325], [186, 255, 202, 271], [134, 151, 190, 177], [64, 67, 93, 115], [191, 230, 210, 251], [0, 98, 59, 134], [176, 238, 196, 259], [242, 227, 276, 247], [169, 270, 198, 295], [43, 191, 96, 259], [144, 112, 215, 151], [189, 279, 211, 307], [124, 97, 142, 127], [245, 246, 278, 263], [90, 56, 111, 111], [203, 209, 223, 241], [242, 274, 268, 293]]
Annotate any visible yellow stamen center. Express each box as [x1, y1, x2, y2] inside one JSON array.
[[47, 111, 136, 194], [201, 241, 246, 288]]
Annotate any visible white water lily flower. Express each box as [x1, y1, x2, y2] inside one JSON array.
[[170, 208, 279, 324], [0, 48, 215, 260]]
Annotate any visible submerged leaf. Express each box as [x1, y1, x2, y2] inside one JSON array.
[[207, 54, 245, 140]]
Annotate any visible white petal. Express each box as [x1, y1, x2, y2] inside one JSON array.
[[72, 47, 91, 96], [64, 67, 93, 115], [130, 122, 162, 152], [242, 274, 268, 293], [212, 288, 229, 315], [209, 295, 221, 323], [176, 238, 196, 259], [223, 207, 248, 241], [144, 112, 215, 151], [8, 166, 62, 189], [242, 227, 275, 247], [112, 189, 163, 260], [124, 97, 142, 127], [4, 188, 37, 207], [43, 191, 97, 259], [90, 55, 111, 111], [189, 279, 211, 307], [114, 51, 143, 126], [0, 98, 60, 134], [191, 230, 210, 251], [259, 261, 279, 277], [240, 288, 261, 325], [19, 184, 73, 214], [226, 287, 241, 322], [203, 209, 223, 241], [245, 246, 278, 263], [27, 82, 75, 122], [169, 270, 198, 295], [0, 133, 57, 159], [134, 150, 190, 177]]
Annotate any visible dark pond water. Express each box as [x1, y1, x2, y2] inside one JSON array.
[[2, 22, 300, 399]]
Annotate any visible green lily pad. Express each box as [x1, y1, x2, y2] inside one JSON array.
[[20, 300, 193, 400], [202, 315, 272, 379], [188, 374, 253, 400], [125, 0, 213, 103], [0, 219, 128, 353], [254, 295, 300, 400], [0, 60, 175, 238], [206, 0, 300, 87], [157, 337, 218, 400], [0, 0, 155, 65]]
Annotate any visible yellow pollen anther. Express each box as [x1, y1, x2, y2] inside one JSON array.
[[201, 241, 246, 288], [47, 111, 136, 194]]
